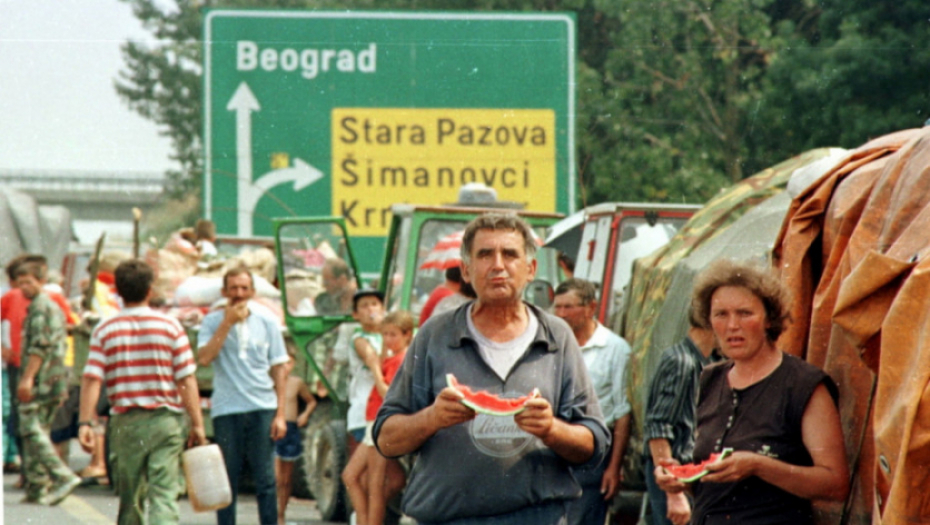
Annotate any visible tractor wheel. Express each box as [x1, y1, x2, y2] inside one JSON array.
[[305, 418, 349, 522]]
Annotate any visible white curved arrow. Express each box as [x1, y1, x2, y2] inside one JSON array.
[[241, 158, 324, 226], [228, 81, 323, 236]]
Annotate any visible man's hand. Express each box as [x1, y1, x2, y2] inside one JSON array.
[[428, 387, 476, 430], [1, 346, 11, 364], [78, 425, 96, 453], [16, 377, 33, 403], [297, 411, 311, 428], [513, 396, 554, 439], [600, 466, 622, 501], [224, 300, 249, 325], [666, 491, 691, 525], [188, 425, 208, 448], [377, 387, 475, 458], [654, 459, 689, 494], [270, 414, 288, 441]]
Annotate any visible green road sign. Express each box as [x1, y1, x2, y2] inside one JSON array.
[[204, 10, 575, 274]]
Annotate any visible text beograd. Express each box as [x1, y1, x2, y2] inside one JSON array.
[[236, 41, 377, 80]]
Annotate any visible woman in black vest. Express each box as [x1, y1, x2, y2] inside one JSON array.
[[655, 259, 849, 525]]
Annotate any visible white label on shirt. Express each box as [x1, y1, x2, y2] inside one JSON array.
[[467, 407, 534, 458]]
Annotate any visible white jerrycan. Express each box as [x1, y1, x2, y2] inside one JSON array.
[[182, 444, 232, 512]]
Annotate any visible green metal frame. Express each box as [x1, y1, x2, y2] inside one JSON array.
[[273, 216, 362, 417], [379, 205, 565, 313]]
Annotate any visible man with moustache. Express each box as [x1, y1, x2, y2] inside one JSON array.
[[314, 258, 357, 315], [198, 268, 289, 525], [375, 213, 609, 525], [553, 278, 632, 525]]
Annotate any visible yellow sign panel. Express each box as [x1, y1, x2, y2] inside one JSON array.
[[332, 108, 556, 236]]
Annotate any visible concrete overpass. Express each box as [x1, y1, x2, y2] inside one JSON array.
[[0, 169, 167, 222]]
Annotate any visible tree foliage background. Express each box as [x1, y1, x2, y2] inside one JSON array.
[[117, 0, 929, 207]]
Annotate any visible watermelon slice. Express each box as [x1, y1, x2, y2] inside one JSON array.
[[445, 373, 535, 416], [664, 448, 734, 483]]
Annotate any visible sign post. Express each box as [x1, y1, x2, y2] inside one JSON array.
[[204, 10, 575, 272]]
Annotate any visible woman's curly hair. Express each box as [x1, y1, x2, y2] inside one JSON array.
[[691, 259, 791, 344]]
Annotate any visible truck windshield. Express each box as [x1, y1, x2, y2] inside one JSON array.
[[605, 215, 690, 326], [277, 221, 356, 317], [401, 218, 558, 318]]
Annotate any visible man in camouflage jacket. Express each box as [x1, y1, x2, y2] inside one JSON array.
[[14, 261, 81, 505]]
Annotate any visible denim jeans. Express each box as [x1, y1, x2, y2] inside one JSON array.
[[565, 462, 608, 525], [417, 500, 568, 525], [2, 368, 19, 463], [644, 456, 672, 525], [213, 410, 278, 525]]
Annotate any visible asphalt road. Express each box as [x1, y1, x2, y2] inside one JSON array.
[[2, 443, 337, 525]]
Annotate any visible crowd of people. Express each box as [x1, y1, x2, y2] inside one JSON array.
[[0, 221, 322, 524], [370, 213, 847, 525], [2, 211, 851, 525]]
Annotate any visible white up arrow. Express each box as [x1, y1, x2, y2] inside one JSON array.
[[227, 81, 323, 237]]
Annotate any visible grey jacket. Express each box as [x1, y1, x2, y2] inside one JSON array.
[[373, 302, 610, 523]]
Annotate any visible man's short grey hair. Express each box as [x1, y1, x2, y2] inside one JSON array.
[[554, 278, 598, 305], [460, 212, 537, 264]]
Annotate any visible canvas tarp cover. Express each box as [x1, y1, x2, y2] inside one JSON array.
[[773, 127, 930, 524], [0, 185, 72, 278], [616, 147, 837, 485], [646, 149, 850, 359], [38, 205, 72, 271], [0, 186, 29, 260]]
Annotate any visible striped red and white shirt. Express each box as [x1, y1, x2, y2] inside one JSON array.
[[84, 306, 197, 414]]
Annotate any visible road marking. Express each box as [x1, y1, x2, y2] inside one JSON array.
[[59, 494, 112, 525]]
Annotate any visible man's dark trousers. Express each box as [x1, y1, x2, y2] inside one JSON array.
[[213, 409, 277, 525]]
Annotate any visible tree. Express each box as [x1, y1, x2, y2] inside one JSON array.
[[116, 0, 205, 198], [747, 0, 930, 172], [575, 0, 823, 204]]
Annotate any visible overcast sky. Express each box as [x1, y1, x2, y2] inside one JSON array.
[[0, 0, 173, 174]]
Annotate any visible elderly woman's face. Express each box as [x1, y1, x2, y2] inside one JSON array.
[[709, 285, 771, 361]]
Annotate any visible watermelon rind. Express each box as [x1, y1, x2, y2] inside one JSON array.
[[668, 447, 734, 483], [445, 373, 529, 417]]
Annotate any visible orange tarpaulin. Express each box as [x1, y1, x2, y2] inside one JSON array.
[[773, 127, 930, 524]]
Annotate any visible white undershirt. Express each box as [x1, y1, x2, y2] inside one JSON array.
[[235, 321, 250, 359], [466, 304, 539, 381]]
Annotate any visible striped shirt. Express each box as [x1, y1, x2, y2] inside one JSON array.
[[84, 306, 196, 414], [642, 337, 723, 463]]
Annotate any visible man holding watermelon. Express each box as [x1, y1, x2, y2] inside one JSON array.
[[374, 213, 610, 525], [642, 309, 720, 525]]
